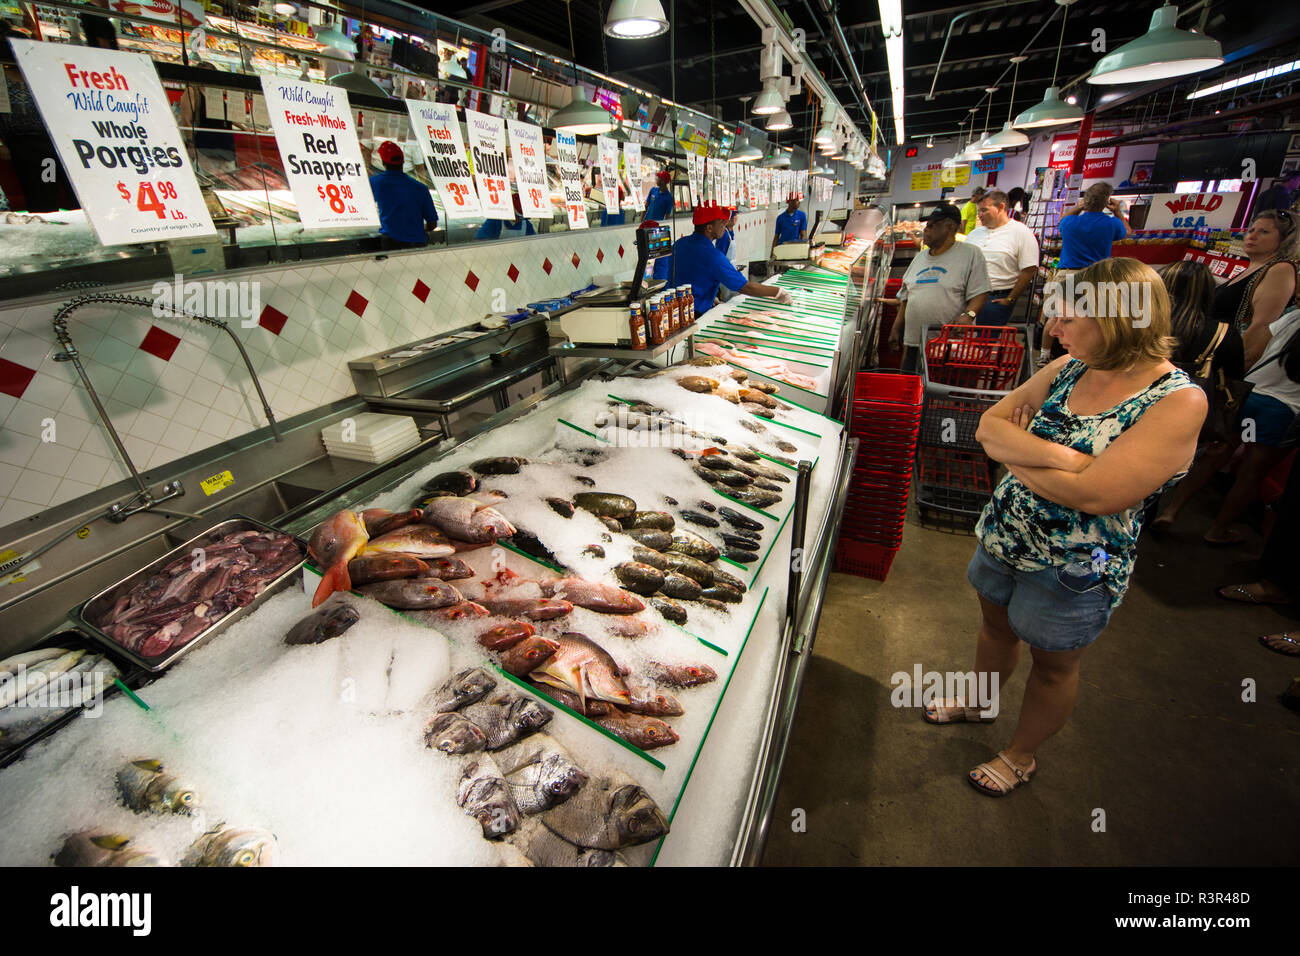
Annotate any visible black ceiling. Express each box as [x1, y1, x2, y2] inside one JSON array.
[[414, 0, 1300, 151]]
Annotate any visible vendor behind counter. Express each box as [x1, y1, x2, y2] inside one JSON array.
[[668, 202, 791, 315], [370, 140, 439, 249]]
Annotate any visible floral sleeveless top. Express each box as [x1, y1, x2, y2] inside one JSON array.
[[976, 359, 1197, 608]]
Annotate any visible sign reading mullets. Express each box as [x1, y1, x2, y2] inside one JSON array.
[[260, 76, 378, 230], [406, 100, 481, 217], [10, 40, 216, 246]]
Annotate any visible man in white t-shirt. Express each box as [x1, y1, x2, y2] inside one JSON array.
[[887, 204, 990, 372], [963, 189, 1039, 326]]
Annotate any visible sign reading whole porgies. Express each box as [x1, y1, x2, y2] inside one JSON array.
[[10, 41, 216, 245], [260, 76, 378, 230]]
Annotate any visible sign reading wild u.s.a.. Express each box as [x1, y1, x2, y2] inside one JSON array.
[[1144, 192, 1242, 231]]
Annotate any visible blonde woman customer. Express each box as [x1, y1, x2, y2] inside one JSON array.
[[924, 258, 1206, 796]]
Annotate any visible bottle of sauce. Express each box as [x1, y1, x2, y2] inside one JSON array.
[[666, 288, 680, 334], [628, 302, 647, 349], [646, 297, 664, 346], [683, 286, 695, 325]]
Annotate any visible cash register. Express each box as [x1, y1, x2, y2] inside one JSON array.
[[553, 224, 674, 346]]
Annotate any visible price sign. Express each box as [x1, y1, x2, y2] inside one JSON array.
[[624, 141, 644, 212], [554, 130, 588, 230], [405, 100, 481, 218], [597, 135, 620, 213], [11, 40, 216, 246], [507, 118, 549, 218], [465, 108, 513, 218], [687, 153, 701, 207], [260, 76, 378, 230]]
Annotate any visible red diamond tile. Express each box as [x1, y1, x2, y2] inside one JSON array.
[[139, 325, 181, 362], [258, 304, 288, 336], [412, 279, 430, 302], [618, 244, 625, 257], [596, 249, 605, 263], [464, 270, 480, 292], [571, 252, 581, 268], [0, 356, 37, 399], [507, 264, 520, 283], [542, 258, 553, 275], [345, 290, 369, 316]]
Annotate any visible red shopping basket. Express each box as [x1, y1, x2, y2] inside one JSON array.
[[855, 371, 924, 406], [835, 537, 899, 580], [924, 326, 1024, 391]]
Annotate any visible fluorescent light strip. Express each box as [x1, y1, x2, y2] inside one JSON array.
[[1187, 59, 1300, 99]]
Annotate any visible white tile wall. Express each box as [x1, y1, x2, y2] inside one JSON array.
[[0, 223, 649, 525]]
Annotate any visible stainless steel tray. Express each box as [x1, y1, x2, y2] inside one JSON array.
[[72, 515, 307, 673]]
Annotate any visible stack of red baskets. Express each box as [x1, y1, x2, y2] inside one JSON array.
[[835, 371, 924, 581]]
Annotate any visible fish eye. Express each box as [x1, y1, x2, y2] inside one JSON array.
[[236, 849, 256, 865]]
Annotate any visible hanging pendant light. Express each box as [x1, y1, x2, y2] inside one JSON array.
[[1088, 3, 1223, 85], [1016, 2, 1084, 128], [729, 127, 763, 162], [314, 21, 353, 53], [765, 108, 792, 131], [329, 61, 390, 98], [814, 106, 837, 145], [604, 0, 669, 38], [971, 91, 998, 153], [985, 57, 1030, 149], [550, 83, 616, 134]]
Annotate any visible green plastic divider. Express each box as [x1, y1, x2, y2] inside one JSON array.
[[495, 666, 667, 771], [557, 418, 609, 442], [695, 331, 834, 358], [759, 415, 824, 438], [706, 321, 838, 345], [748, 500, 795, 588], [696, 338, 833, 368], [732, 365, 829, 401], [667, 621, 728, 656], [607, 394, 637, 406], [496, 539, 565, 575], [724, 306, 844, 330], [712, 487, 780, 521], [755, 451, 797, 470], [718, 555, 751, 571]]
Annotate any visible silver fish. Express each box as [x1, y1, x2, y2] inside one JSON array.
[[460, 693, 552, 751], [456, 754, 521, 840], [0, 648, 86, 709], [429, 668, 497, 713], [424, 711, 487, 754], [181, 824, 279, 867], [540, 770, 669, 850], [515, 821, 627, 868], [0, 655, 120, 752], [53, 831, 169, 867], [116, 759, 199, 815], [500, 733, 588, 814]]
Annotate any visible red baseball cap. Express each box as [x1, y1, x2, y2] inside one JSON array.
[[656, 169, 672, 184], [692, 202, 729, 227], [378, 141, 404, 166]]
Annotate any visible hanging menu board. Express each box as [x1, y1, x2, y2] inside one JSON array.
[[406, 100, 481, 217], [507, 118, 548, 218], [625, 142, 644, 212], [597, 135, 620, 212], [687, 153, 702, 206], [554, 130, 588, 230], [259, 76, 378, 230], [10, 40, 217, 246], [465, 109, 512, 218]]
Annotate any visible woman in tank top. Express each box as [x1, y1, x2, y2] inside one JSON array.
[[1213, 210, 1298, 366], [923, 258, 1207, 797]]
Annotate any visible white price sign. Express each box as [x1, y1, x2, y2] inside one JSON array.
[[406, 100, 480, 217], [554, 130, 588, 230], [686, 153, 701, 207], [260, 76, 378, 230], [465, 108, 512, 218], [11, 40, 216, 246], [507, 118, 548, 218], [624, 141, 643, 212], [597, 135, 620, 212]]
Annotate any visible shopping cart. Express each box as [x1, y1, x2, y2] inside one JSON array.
[[914, 324, 1026, 524], [836, 370, 923, 581]]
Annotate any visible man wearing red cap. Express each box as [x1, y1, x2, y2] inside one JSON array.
[[643, 169, 674, 223], [369, 140, 439, 249], [671, 202, 791, 316]]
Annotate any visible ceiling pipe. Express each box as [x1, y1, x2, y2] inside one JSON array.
[[926, 10, 974, 101]]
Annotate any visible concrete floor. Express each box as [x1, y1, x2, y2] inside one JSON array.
[[761, 495, 1300, 866]]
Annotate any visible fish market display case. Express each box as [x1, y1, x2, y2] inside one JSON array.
[[0, 278, 879, 864]]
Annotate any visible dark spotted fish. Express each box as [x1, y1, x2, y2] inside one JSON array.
[[424, 711, 487, 753], [647, 661, 718, 688], [456, 755, 520, 839], [284, 599, 361, 645], [500, 733, 588, 815], [347, 553, 429, 586], [460, 693, 552, 750], [540, 770, 669, 850], [357, 577, 462, 609], [430, 667, 496, 713]]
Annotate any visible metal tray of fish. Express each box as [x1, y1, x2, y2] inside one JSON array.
[[71, 516, 307, 674]]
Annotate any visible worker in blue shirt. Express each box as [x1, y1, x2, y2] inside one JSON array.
[[715, 207, 739, 302], [643, 169, 674, 222], [670, 202, 792, 316], [475, 192, 536, 240], [370, 141, 438, 249], [772, 194, 807, 250]]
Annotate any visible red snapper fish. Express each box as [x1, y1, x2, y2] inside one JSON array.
[[529, 632, 631, 712], [308, 511, 369, 607]]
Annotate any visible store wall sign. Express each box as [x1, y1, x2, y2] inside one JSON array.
[[465, 109, 513, 218], [971, 154, 1004, 174], [405, 101, 480, 218], [554, 130, 588, 230], [1049, 129, 1120, 178], [624, 141, 644, 212], [686, 153, 701, 207], [1145, 192, 1238, 230], [507, 119, 548, 218], [11, 40, 217, 246], [109, 0, 204, 26], [260, 77, 378, 230]]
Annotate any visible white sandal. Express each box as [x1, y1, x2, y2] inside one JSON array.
[[922, 697, 996, 724], [968, 751, 1035, 797]]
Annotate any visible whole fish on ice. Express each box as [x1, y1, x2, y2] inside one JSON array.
[[456, 754, 521, 839], [429, 668, 496, 713], [356, 577, 462, 609], [53, 831, 169, 867], [459, 693, 552, 750], [308, 511, 369, 607], [283, 599, 361, 645], [363, 525, 455, 559], [500, 733, 588, 815], [182, 824, 279, 867], [424, 711, 488, 753], [116, 759, 199, 814], [540, 770, 669, 850], [528, 632, 631, 711]]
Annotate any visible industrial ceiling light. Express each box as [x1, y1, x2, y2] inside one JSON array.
[[550, 83, 616, 134], [765, 108, 792, 131], [761, 148, 790, 168], [986, 57, 1031, 148], [314, 22, 354, 53], [604, 0, 669, 38], [971, 89, 1000, 153], [729, 126, 763, 162], [752, 78, 785, 115], [1015, 1, 1084, 128], [879, 0, 905, 145], [814, 106, 837, 145], [925, 135, 934, 148], [1088, 3, 1223, 85], [328, 62, 390, 97], [273, 2, 297, 15], [1188, 59, 1300, 99]]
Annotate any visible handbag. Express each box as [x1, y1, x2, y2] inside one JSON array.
[[1182, 322, 1254, 444]]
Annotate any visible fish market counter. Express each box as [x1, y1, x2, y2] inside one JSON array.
[[0, 362, 853, 867]]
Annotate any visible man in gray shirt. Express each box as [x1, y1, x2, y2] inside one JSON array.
[[888, 204, 991, 372]]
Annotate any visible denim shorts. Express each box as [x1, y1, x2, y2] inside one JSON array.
[[966, 544, 1113, 652], [1239, 391, 1296, 447]]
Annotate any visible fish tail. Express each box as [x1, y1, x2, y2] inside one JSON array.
[[312, 561, 351, 608]]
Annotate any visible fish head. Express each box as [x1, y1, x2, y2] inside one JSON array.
[[309, 511, 368, 566], [426, 713, 487, 753], [450, 668, 496, 706], [510, 697, 553, 734], [205, 826, 279, 867], [609, 785, 670, 845], [160, 779, 199, 814], [541, 754, 589, 801]]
